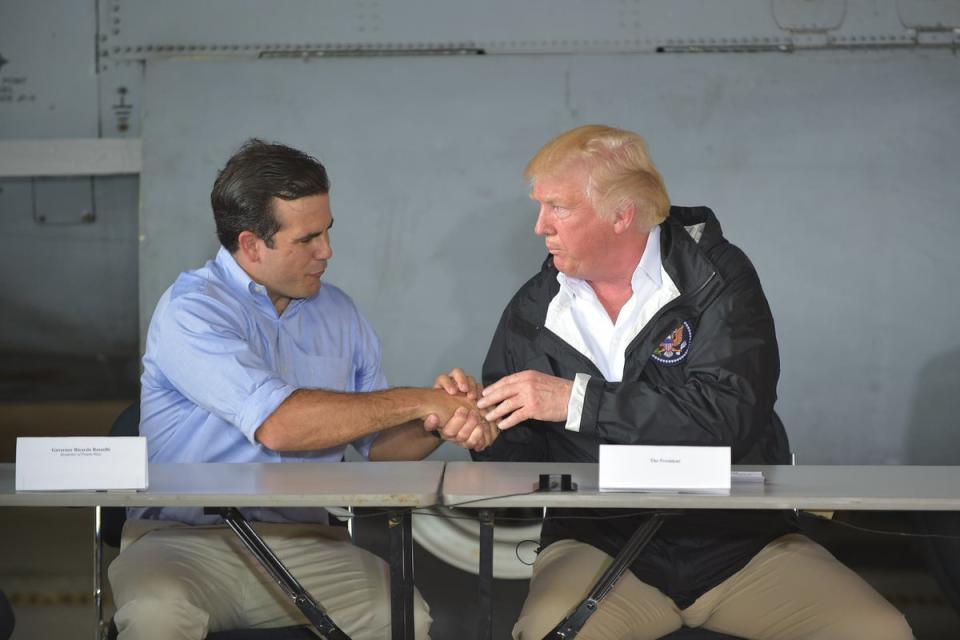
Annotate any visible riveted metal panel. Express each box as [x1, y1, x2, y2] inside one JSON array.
[[0, 0, 99, 138], [0, 0, 141, 361], [96, 0, 952, 59], [94, 0, 794, 58], [98, 61, 145, 138], [0, 174, 139, 356]]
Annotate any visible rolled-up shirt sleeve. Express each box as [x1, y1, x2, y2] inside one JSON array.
[[151, 293, 297, 444]]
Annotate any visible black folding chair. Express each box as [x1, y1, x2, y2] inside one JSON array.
[[0, 589, 14, 640]]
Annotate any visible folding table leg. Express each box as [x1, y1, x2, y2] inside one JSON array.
[[207, 507, 351, 640], [477, 509, 495, 640], [388, 509, 416, 640]]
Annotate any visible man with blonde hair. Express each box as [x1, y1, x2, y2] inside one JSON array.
[[469, 125, 912, 639]]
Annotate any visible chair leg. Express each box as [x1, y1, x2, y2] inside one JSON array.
[[544, 513, 674, 640], [211, 507, 352, 640]]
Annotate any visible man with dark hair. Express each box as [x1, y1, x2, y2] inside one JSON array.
[[210, 139, 332, 253], [108, 139, 490, 640], [465, 125, 913, 639]]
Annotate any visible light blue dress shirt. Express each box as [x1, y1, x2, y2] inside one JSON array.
[[130, 247, 387, 524]]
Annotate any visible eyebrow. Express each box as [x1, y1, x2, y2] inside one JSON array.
[[294, 217, 334, 243], [531, 191, 558, 202], [532, 192, 570, 207]]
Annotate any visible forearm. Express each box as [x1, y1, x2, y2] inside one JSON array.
[[255, 387, 443, 451], [370, 420, 442, 461], [582, 373, 766, 450]]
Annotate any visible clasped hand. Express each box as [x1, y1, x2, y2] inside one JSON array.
[[423, 368, 498, 452], [476, 370, 573, 430], [426, 368, 574, 446]]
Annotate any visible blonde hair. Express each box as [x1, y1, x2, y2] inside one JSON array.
[[525, 125, 671, 229]]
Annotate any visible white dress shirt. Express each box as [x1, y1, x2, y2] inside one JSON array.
[[544, 227, 680, 432]]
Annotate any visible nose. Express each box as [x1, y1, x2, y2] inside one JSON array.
[[314, 235, 332, 260], [534, 206, 552, 236]]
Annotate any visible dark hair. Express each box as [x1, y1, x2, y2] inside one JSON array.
[[210, 139, 330, 253]]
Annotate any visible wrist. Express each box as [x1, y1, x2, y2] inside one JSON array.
[[388, 387, 444, 422]]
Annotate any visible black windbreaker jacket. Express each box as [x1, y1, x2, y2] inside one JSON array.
[[474, 206, 797, 608]]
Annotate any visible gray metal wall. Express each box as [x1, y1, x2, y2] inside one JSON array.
[[0, 1, 140, 358], [137, 50, 960, 466], [3, 0, 959, 464]]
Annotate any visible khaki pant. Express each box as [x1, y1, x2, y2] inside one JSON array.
[[108, 520, 431, 640], [514, 534, 913, 640]]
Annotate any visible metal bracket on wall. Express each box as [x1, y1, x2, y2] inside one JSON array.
[[773, 0, 847, 33], [897, 0, 960, 31], [30, 177, 96, 226], [771, 0, 846, 51], [909, 27, 960, 46]]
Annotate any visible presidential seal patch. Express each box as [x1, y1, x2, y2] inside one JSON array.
[[651, 321, 693, 366]]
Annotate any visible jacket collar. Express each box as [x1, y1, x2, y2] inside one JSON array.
[[659, 206, 723, 296]]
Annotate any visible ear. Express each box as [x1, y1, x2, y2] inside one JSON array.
[[611, 203, 637, 235], [237, 230, 262, 263]]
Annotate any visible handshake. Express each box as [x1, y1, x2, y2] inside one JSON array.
[[420, 367, 575, 453], [422, 368, 498, 453]]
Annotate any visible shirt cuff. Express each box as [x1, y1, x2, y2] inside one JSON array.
[[236, 379, 298, 444], [564, 373, 591, 433]]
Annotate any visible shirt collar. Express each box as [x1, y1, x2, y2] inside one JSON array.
[[556, 226, 663, 297], [633, 226, 662, 290], [214, 247, 309, 317], [214, 246, 292, 311], [215, 247, 261, 296]]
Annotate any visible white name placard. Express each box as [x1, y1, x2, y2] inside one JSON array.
[[15, 437, 149, 491], [599, 445, 731, 493]]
